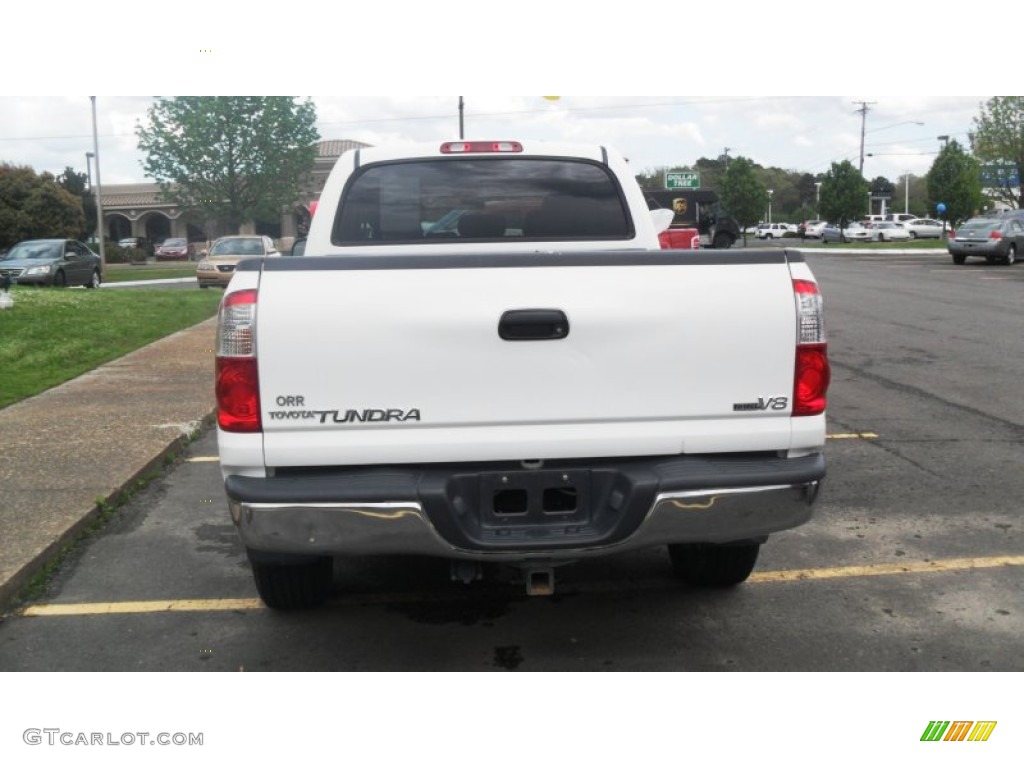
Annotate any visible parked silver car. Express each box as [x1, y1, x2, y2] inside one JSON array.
[[903, 218, 945, 239], [942, 218, 1024, 266], [948, 217, 1024, 265], [821, 222, 871, 243], [0, 239, 102, 287]]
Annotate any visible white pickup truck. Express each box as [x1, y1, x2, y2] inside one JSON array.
[[215, 139, 830, 609]]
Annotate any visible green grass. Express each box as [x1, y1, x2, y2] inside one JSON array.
[[805, 237, 948, 250], [103, 263, 197, 282], [0, 287, 222, 408], [744, 235, 948, 250]]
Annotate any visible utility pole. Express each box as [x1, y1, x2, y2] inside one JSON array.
[[853, 100, 876, 175], [458, 96, 464, 140], [90, 97, 106, 269]]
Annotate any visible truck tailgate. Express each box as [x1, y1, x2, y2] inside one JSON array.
[[254, 252, 801, 466]]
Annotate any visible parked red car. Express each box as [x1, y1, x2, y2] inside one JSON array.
[[154, 237, 194, 260]]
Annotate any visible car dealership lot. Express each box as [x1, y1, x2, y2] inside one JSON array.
[[0, 249, 1021, 672]]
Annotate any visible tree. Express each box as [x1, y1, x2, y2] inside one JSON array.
[[56, 166, 96, 240], [634, 167, 666, 195], [869, 175, 896, 215], [926, 140, 984, 226], [819, 160, 868, 236], [719, 156, 767, 244], [136, 97, 320, 233], [0, 164, 85, 248], [970, 96, 1024, 209]]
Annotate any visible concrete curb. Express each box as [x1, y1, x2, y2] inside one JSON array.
[[0, 414, 215, 611], [0, 318, 218, 612]]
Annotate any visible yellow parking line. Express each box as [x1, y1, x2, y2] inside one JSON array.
[[748, 554, 1024, 583], [185, 456, 220, 463], [14, 555, 1024, 616], [20, 598, 262, 616]]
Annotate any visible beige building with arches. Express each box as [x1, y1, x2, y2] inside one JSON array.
[[97, 139, 368, 251]]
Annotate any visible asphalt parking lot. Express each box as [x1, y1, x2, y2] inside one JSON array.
[[0, 248, 1021, 672]]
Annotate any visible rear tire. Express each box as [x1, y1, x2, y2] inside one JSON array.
[[668, 542, 761, 588], [1005, 245, 1016, 265], [712, 233, 733, 249], [952, 254, 966, 265], [250, 555, 333, 610]]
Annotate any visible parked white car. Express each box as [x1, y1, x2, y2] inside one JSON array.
[[869, 222, 912, 242], [883, 213, 918, 224], [802, 220, 827, 239], [756, 222, 797, 239]]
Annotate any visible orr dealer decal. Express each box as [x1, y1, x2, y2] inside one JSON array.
[[269, 395, 421, 424]]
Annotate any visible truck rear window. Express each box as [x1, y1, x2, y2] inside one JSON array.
[[331, 158, 633, 244]]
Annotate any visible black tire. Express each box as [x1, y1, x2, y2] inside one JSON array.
[[53, 270, 67, 287], [250, 555, 333, 610], [909, 231, 917, 240], [1005, 245, 1016, 266], [711, 233, 733, 249], [667, 541, 761, 588], [85, 269, 101, 289], [952, 254, 966, 265]]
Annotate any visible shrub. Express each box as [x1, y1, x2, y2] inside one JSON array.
[[103, 244, 128, 263]]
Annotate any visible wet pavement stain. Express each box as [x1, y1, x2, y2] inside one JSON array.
[[493, 645, 524, 670], [389, 593, 516, 626], [194, 523, 244, 556]]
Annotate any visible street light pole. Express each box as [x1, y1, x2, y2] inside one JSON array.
[[814, 181, 822, 219], [767, 189, 773, 224], [85, 151, 97, 247], [90, 97, 106, 269], [904, 171, 910, 214]]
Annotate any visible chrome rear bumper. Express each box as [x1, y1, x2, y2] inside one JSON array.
[[228, 454, 823, 562]]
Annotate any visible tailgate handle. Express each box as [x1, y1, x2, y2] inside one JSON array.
[[498, 309, 570, 341]]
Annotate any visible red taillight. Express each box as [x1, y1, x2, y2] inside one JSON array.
[[216, 288, 261, 432], [792, 280, 830, 417], [216, 358, 261, 432], [440, 141, 523, 154], [794, 344, 830, 416], [989, 230, 1002, 240]]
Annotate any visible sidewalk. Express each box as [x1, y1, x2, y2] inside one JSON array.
[[0, 317, 218, 609]]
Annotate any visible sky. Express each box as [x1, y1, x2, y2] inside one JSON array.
[[0, 94, 989, 188], [1, 3, 1008, 192]]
